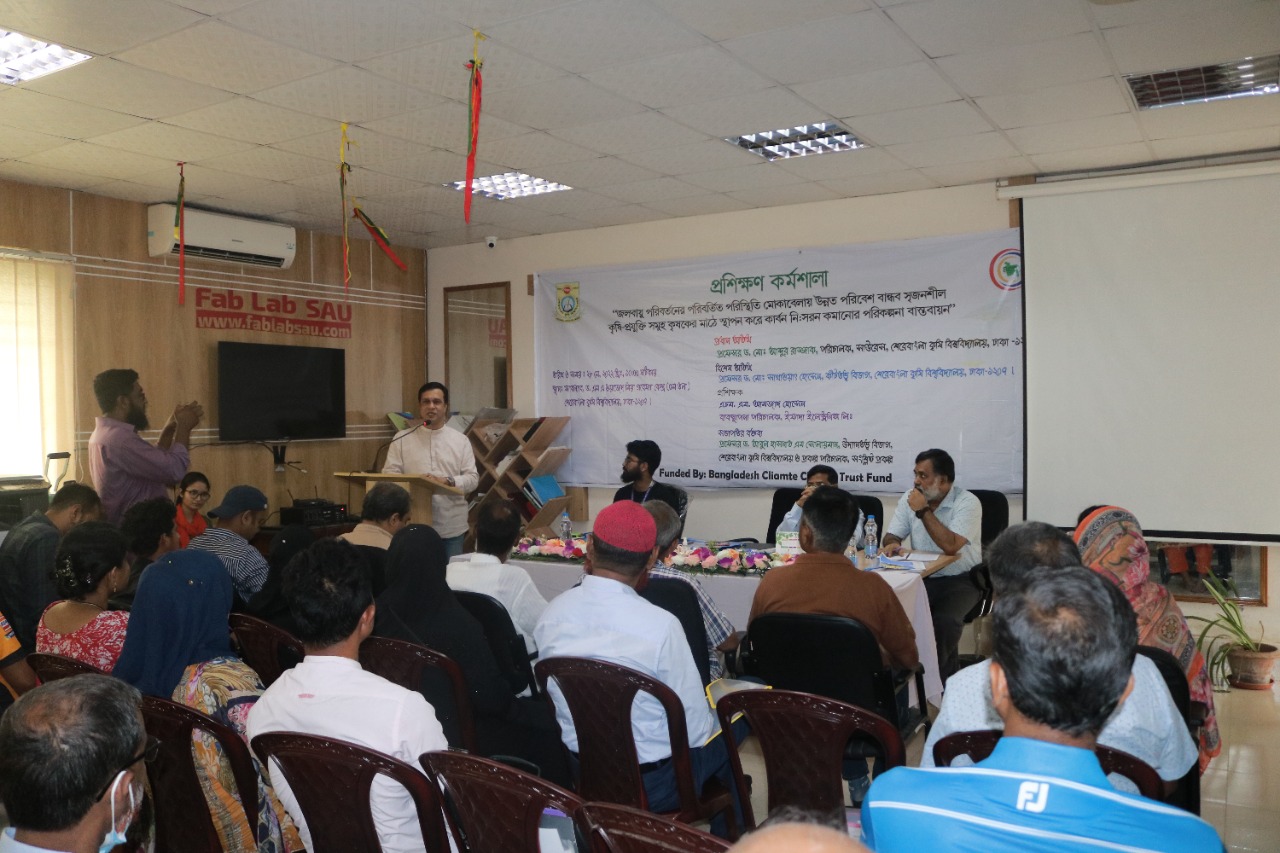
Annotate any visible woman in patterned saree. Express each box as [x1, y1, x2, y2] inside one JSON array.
[[113, 549, 303, 852], [36, 521, 131, 671]]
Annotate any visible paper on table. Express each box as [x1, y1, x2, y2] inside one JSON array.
[[876, 556, 927, 572], [903, 551, 940, 562]]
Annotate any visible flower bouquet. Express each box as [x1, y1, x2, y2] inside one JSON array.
[[669, 543, 792, 575], [515, 536, 588, 562]]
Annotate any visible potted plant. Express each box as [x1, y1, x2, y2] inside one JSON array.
[[1189, 575, 1279, 690]]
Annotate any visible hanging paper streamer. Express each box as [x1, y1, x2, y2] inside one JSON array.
[[339, 123, 352, 295], [174, 162, 186, 305], [353, 206, 408, 271], [464, 31, 486, 223]]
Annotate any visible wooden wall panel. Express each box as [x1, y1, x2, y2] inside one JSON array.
[[72, 193, 149, 261], [312, 232, 372, 290], [0, 179, 71, 254]]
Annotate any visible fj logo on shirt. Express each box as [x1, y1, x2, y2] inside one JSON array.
[[1016, 781, 1049, 813]]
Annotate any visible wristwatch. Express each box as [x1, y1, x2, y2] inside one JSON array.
[[446, 476, 455, 487], [915, 507, 929, 519]]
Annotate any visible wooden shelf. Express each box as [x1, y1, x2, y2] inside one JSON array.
[[463, 415, 573, 549]]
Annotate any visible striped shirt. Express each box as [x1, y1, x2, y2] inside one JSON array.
[[188, 527, 269, 602]]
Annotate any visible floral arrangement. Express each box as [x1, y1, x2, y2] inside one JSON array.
[[512, 536, 791, 575], [515, 536, 588, 561]]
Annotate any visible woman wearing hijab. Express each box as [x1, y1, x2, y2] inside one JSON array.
[[376, 524, 569, 785], [113, 549, 303, 853], [245, 524, 316, 636], [1074, 505, 1221, 772]]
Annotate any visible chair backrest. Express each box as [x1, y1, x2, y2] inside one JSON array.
[[420, 750, 583, 853], [139, 694, 260, 853], [228, 613, 304, 688], [455, 590, 538, 696], [744, 613, 899, 725], [715, 689, 903, 829], [967, 489, 1010, 547], [765, 488, 803, 544], [853, 495, 885, 532], [576, 802, 731, 853], [639, 578, 712, 688], [1135, 645, 1201, 814], [932, 730, 1163, 800], [25, 652, 103, 682], [669, 486, 690, 521], [359, 635, 477, 752], [1136, 645, 1192, 720], [251, 731, 452, 853]]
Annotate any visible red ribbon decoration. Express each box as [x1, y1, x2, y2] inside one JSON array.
[[464, 35, 485, 223], [354, 206, 407, 272]]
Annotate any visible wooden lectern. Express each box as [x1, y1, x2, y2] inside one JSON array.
[[333, 472, 465, 527]]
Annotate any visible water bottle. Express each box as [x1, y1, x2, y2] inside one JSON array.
[[558, 510, 573, 541], [775, 510, 801, 555], [864, 515, 879, 559]]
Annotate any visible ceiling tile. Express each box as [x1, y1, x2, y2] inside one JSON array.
[[24, 59, 234, 119], [726, 181, 842, 208], [1102, 2, 1280, 75], [548, 111, 711, 156], [936, 32, 1112, 97], [590, 176, 708, 203], [505, 188, 620, 215], [886, 0, 1090, 58], [585, 46, 772, 109], [848, 100, 993, 146], [1139, 95, 1280, 140], [359, 34, 569, 101], [165, 97, 340, 144], [0, 160, 109, 191], [85, 121, 256, 161], [682, 162, 810, 193], [883, 131, 1019, 167], [1150, 127, 1280, 161], [976, 78, 1131, 130], [1088, 0, 1259, 29], [363, 101, 531, 152], [273, 128, 437, 166], [918, 155, 1036, 185], [376, 184, 464, 216], [722, 10, 923, 85], [659, 87, 831, 137], [23, 141, 177, 180], [772, 147, 913, 180], [650, 0, 868, 42], [170, 163, 292, 197], [478, 132, 602, 171], [793, 61, 963, 119], [367, 149, 485, 185], [481, 76, 648, 130], [252, 67, 446, 124], [819, 170, 941, 197], [0, 0, 202, 54], [1006, 113, 1144, 155], [89, 178, 218, 204], [288, 169, 427, 201], [219, 0, 472, 63], [568, 204, 670, 227], [195, 147, 333, 181], [1030, 142, 1153, 174], [159, 0, 258, 13], [484, 0, 706, 74], [620, 138, 759, 174], [533, 157, 661, 189], [115, 21, 339, 95], [430, 0, 582, 28], [0, 124, 74, 158], [642, 193, 752, 217]]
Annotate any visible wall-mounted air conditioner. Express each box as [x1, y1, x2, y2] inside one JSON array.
[[147, 204, 296, 269]]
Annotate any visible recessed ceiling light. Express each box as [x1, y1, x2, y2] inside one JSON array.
[[1125, 53, 1280, 110], [448, 171, 572, 200], [725, 121, 866, 161], [0, 30, 91, 85]]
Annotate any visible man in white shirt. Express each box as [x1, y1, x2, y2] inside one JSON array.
[[775, 464, 864, 549], [382, 382, 478, 557], [446, 498, 547, 653], [247, 539, 450, 853]]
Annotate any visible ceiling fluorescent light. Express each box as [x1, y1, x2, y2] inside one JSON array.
[[725, 121, 866, 161], [0, 30, 91, 85], [1125, 53, 1280, 110], [448, 172, 572, 200]]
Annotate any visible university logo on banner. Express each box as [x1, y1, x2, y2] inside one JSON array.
[[990, 248, 1023, 291], [555, 282, 581, 322]]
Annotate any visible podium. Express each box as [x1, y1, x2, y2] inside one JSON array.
[[333, 472, 464, 527]]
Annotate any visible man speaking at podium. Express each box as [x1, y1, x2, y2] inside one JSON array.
[[382, 382, 478, 557]]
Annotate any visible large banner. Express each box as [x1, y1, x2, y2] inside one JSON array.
[[535, 229, 1024, 494]]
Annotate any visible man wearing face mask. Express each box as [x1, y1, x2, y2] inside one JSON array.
[[881, 448, 983, 682], [0, 673, 152, 853], [88, 368, 202, 524]]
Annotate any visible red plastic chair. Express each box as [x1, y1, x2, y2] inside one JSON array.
[[359, 635, 478, 753], [576, 802, 731, 853], [25, 652, 103, 682], [251, 731, 453, 853], [420, 749, 582, 853], [716, 688, 904, 829], [228, 613, 304, 687]]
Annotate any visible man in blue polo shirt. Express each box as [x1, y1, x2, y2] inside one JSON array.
[[861, 566, 1222, 852]]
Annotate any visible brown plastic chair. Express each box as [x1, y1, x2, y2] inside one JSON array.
[[420, 749, 583, 853], [359, 635, 478, 753], [576, 802, 731, 853], [534, 656, 738, 839], [251, 731, 453, 853], [25, 652, 103, 681], [932, 730, 1164, 800], [716, 688, 904, 829], [228, 613, 304, 687], [139, 694, 260, 853]]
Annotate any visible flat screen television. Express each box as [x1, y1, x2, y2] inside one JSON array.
[[217, 341, 346, 441]]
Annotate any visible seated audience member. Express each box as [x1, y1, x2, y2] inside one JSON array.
[[0, 482, 101, 654], [613, 439, 684, 516], [731, 819, 870, 852], [0, 609, 37, 712], [1075, 505, 1221, 771], [777, 465, 865, 549], [117, 498, 181, 610], [643, 501, 739, 679], [749, 486, 917, 804], [880, 449, 982, 682], [446, 498, 548, 652], [36, 523, 131, 672], [174, 471, 211, 548], [377, 525, 568, 784], [339, 482, 411, 595], [861, 568, 1222, 852], [0, 674, 148, 853], [113, 550, 301, 852], [534, 501, 743, 835], [188, 485, 271, 604], [245, 525, 316, 636], [247, 538, 450, 853], [921, 522, 1197, 795]]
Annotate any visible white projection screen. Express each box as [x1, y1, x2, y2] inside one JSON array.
[[1022, 166, 1280, 540]]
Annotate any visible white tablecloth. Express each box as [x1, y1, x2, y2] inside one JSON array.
[[511, 559, 943, 705]]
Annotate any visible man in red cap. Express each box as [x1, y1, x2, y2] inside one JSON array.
[[533, 500, 742, 836]]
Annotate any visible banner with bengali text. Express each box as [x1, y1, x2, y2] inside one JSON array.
[[535, 229, 1023, 494]]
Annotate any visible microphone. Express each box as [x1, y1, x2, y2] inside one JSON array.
[[367, 421, 426, 473]]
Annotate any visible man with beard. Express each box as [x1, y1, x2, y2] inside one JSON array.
[[88, 369, 202, 524], [881, 448, 982, 682], [612, 439, 684, 517]]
